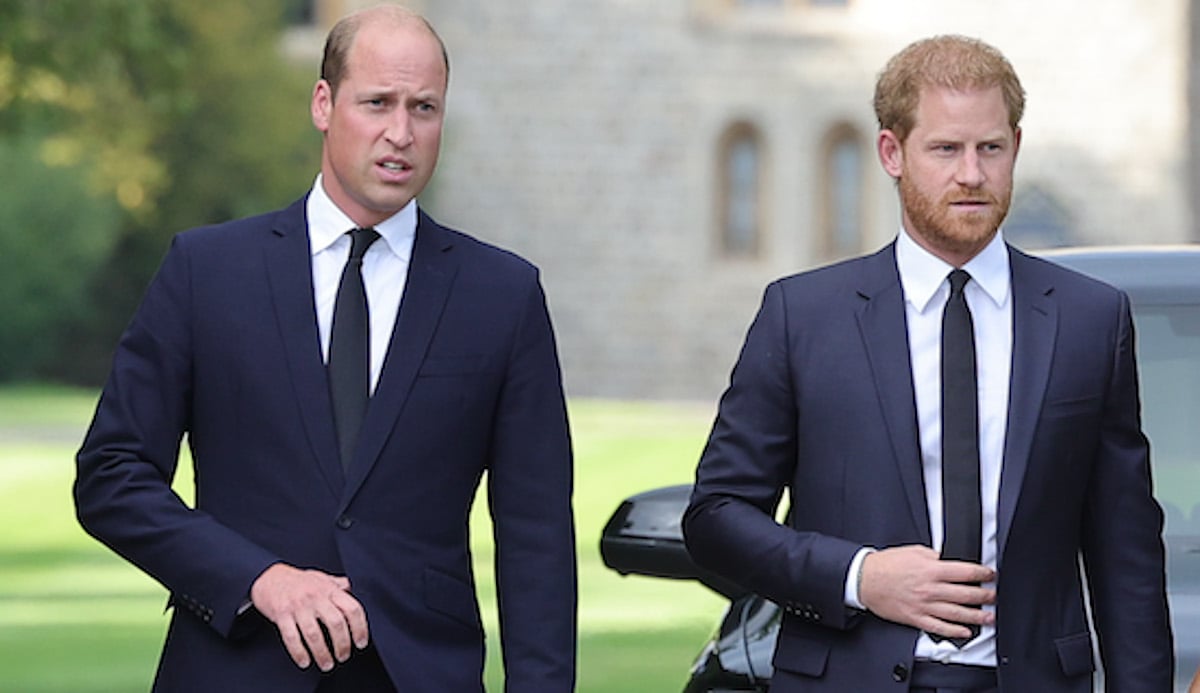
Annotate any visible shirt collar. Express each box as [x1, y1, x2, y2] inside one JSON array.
[[895, 225, 1011, 314], [306, 173, 417, 263]]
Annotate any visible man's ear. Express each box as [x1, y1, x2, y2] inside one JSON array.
[[877, 129, 904, 179], [311, 79, 333, 134]]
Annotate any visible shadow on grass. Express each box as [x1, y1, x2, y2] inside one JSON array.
[[1, 620, 713, 693], [0, 546, 129, 571]]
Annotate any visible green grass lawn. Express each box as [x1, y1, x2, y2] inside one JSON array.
[[0, 386, 727, 692]]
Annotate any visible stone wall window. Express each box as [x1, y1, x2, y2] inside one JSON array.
[[820, 123, 865, 259], [718, 123, 765, 257]]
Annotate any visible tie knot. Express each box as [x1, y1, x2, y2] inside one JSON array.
[[948, 269, 972, 296], [348, 227, 380, 261]]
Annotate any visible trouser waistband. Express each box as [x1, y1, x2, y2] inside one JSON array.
[[910, 660, 997, 691]]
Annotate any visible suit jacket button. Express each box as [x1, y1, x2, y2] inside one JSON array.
[[892, 664, 909, 682], [336, 515, 354, 530]]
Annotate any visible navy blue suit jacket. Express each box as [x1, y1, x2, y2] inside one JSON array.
[[684, 243, 1172, 692], [75, 198, 576, 692]]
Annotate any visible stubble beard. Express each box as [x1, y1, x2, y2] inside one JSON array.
[[899, 174, 1011, 260]]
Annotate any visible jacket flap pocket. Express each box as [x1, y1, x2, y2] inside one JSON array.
[[1054, 631, 1096, 677], [771, 634, 830, 676], [423, 567, 482, 631]]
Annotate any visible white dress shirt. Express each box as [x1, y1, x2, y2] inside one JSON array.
[[307, 175, 417, 393], [844, 228, 1012, 667], [902, 228, 1011, 665]]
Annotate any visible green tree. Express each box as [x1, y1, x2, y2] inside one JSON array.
[[0, 1, 192, 214], [0, 0, 320, 383], [0, 136, 119, 380]]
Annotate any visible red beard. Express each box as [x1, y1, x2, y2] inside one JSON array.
[[899, 175, 1011, 258]]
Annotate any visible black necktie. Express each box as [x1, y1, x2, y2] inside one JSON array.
[[937, 268, 981, 647], [328, 227, 379, 469]]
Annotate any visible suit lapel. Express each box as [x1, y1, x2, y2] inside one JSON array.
[[997, 248, 1057, 559], [342, 212, 458, 500], [263, 197, 344, 495], [856, 244, 932, 543]]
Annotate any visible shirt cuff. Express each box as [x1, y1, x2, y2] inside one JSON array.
[[843, 547, 875, 610]]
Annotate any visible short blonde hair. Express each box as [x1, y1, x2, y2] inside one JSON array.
[[874, 35, 1025, 142]]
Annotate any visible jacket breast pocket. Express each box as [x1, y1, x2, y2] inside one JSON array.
[[418, 354, 489, 377], [1041, 393, 1102, 419]]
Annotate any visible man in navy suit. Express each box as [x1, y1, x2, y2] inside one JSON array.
[[684, 36, 1172, 692], [74, 5, 575, 691]]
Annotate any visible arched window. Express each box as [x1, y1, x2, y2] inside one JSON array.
[[820, 123, 865, 259], [718, 122, 765, 257]]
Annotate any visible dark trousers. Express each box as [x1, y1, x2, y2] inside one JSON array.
[[909, 661, 998, 693], [315, 645, 396, 693]]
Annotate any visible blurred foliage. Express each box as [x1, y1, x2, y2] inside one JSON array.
[[0, 0, 321, 383], [0, 137, 119, 380], [0, 1, 191, 213]]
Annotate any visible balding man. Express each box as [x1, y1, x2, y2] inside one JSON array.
[[75, 6, 576, 691]]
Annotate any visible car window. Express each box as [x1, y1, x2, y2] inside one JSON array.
[[1135, 303, 1200, 538]]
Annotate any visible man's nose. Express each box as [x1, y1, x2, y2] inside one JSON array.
[[385, 111, 413, 147], [955, 150, 986, 188]]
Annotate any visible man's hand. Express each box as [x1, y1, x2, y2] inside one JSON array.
[[858, 545, 995, 640], [250, 563, 369, 671]]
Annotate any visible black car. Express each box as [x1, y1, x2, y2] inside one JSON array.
[[601, 246, 1200, 691]]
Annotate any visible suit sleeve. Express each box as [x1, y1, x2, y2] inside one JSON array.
[[486, 272, 577, 691], [684, 281, 862, 629], [1081, 291, 1174, 689], [73, 235, 280, 637]]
